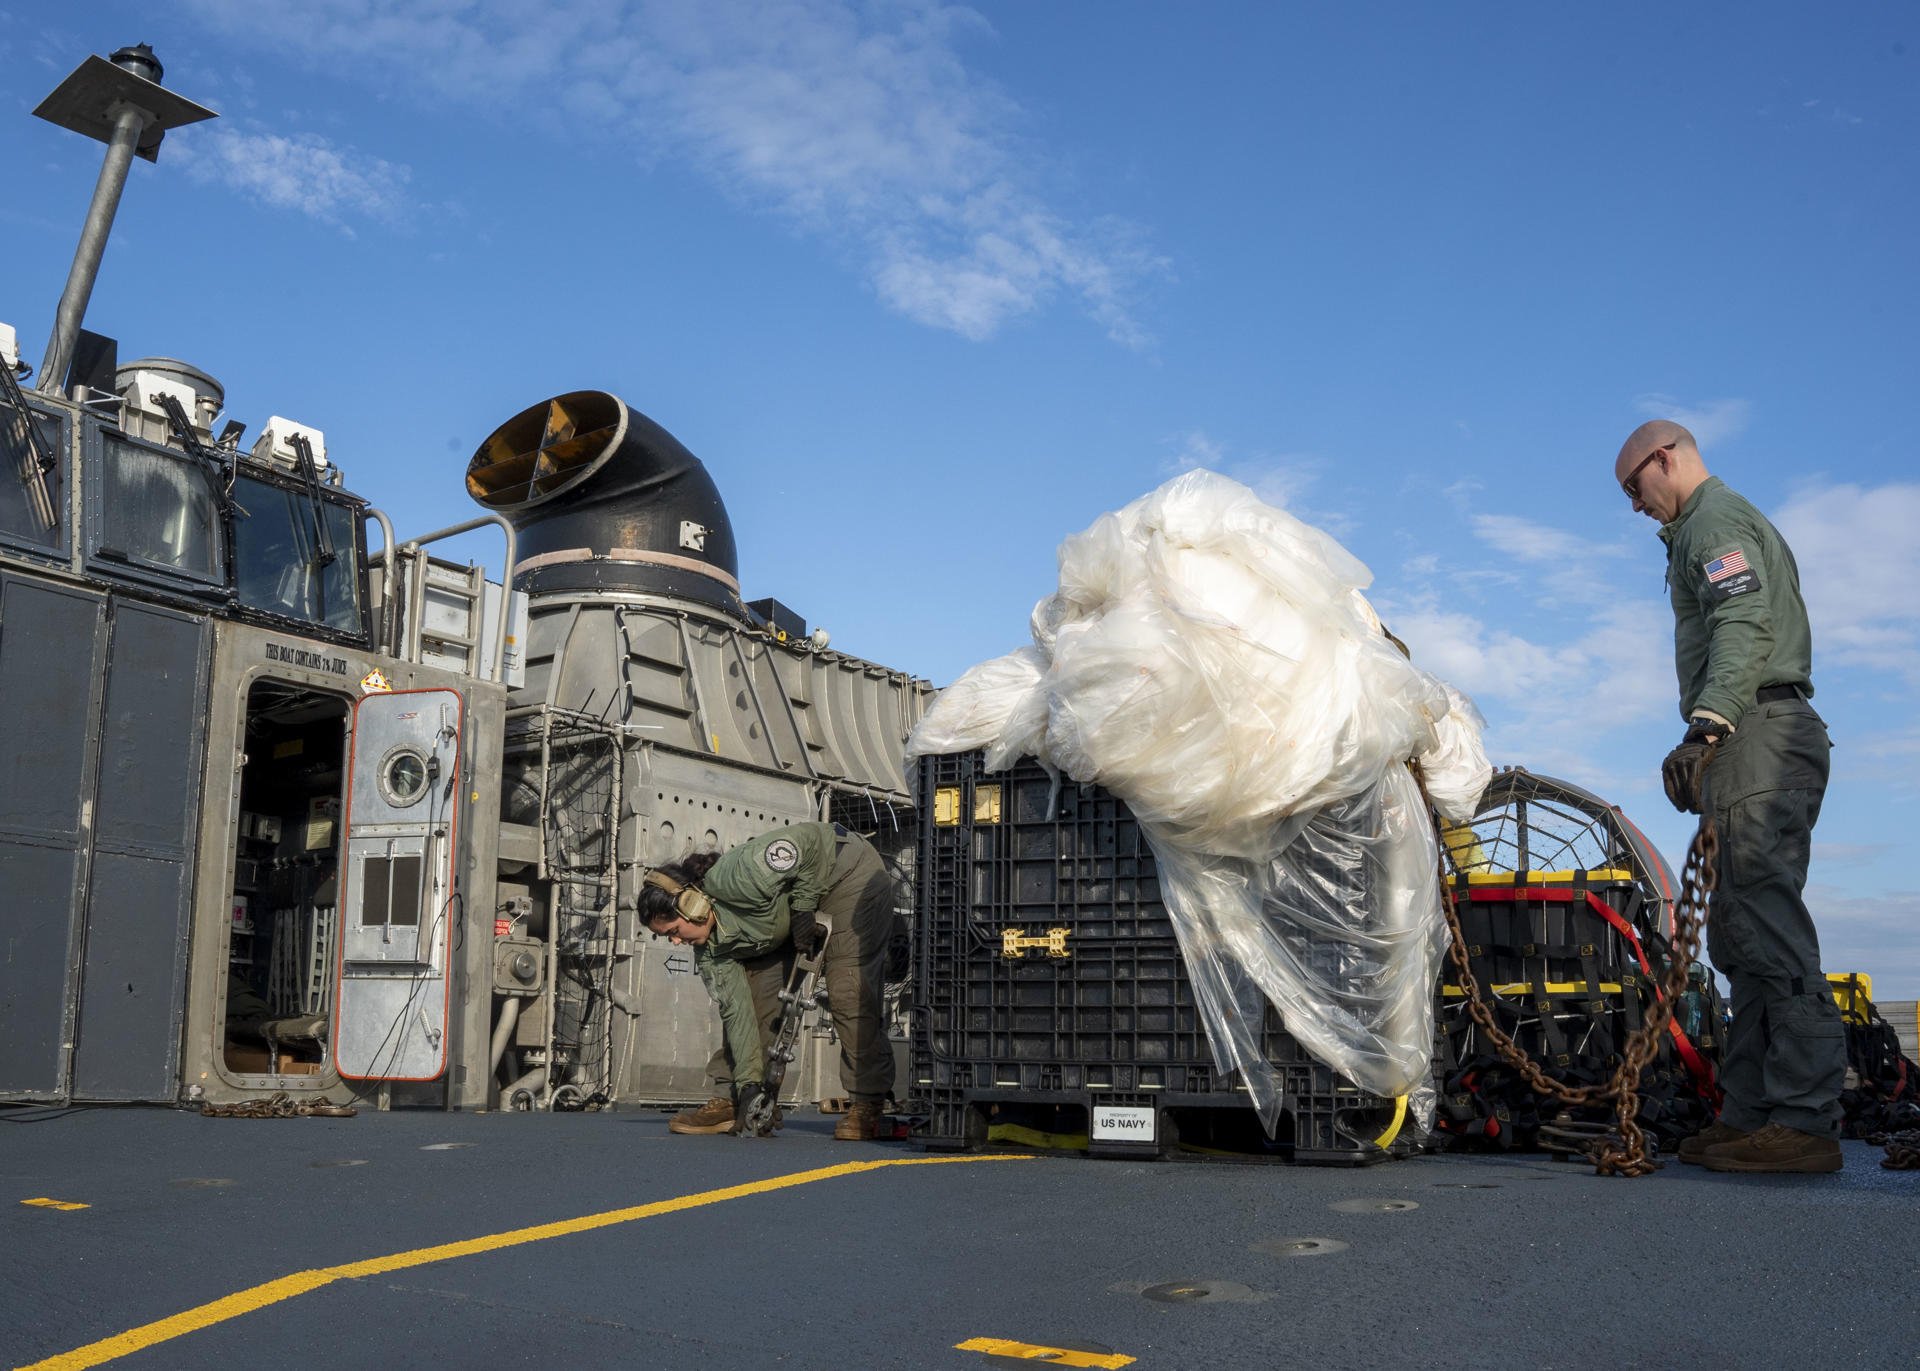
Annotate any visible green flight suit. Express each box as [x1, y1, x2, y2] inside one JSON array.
[[694, 822, 897, 1102], [1660, 477, 1843, 1138]]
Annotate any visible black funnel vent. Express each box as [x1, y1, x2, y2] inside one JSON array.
[[467, 391, 740, 610]]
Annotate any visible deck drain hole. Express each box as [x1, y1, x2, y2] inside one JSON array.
[[1142, 1280, 1254, 1304], [1330, 1198, 1419, 1214], [1253, 1237, 1349, 1258]]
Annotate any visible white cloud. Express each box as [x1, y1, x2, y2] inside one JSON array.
[[1802, 886, 1920, 999], [1376, 510, 1678, 796], [1631, 394, 1751, 448], [1469, 513, 1630, 569], [1775, 482, 1920, 685], [1814, 842, 1895, 864], [182, 0, 1158, 343], [174, 123, 410, 229], [1164, 429, 1347, 534]]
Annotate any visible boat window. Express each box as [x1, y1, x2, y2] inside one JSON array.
[[232, 473, 363, 634], [361, 852, 423, 927], [0, 396, 65, 551], [96, 432, 224, 584]]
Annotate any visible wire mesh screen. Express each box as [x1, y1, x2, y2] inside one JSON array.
[[505, 710, 623, 1101], [1448, 768, 1652, 880]]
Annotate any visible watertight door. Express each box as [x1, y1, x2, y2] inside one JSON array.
[[333, 688, 462, 1081]]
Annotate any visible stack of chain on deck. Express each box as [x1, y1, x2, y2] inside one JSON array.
[[911, 750, 1406, 1165], [1433, 772, 1724, 1153]]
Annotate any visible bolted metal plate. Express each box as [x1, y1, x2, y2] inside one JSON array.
[[310, 1159, 369, 1169], [1329, 1198, 1419, 1214], [1141, 1280, 1256, 1304], [169, 1178, 235, 1188], [1252, 1237, 1349, 1258]]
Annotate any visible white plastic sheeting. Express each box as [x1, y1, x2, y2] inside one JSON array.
[[906, 470, 1491, 1133]]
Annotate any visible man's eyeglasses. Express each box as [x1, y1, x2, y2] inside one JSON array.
[[1621, 444, 1673, 500]]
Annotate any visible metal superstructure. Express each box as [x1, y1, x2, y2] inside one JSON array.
[[0, 43, 930, 1118]]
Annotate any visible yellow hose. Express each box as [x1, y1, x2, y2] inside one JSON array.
[[1371, 1094, 1408, 1150]]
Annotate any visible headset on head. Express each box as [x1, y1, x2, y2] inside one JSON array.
[[643, 868, 714, 927]]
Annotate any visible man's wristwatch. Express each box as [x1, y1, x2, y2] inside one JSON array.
[[1684, 716, 1731, 745]]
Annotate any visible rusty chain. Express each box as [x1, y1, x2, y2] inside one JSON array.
[[1418, 756, 1717, 1177], [1869, 1129, 1920, 1170], [200, 1091, 356, 1118]]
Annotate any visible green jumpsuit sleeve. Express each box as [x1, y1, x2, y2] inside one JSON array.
[[701, 823, 839, 917]]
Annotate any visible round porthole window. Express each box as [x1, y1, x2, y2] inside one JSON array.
[[379, 747, 430, 807]]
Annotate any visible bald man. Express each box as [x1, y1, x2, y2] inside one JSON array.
[[1615, 420, 1844, 1173]]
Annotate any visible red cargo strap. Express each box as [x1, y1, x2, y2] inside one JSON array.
[[1463, 886, 1722, 1107]]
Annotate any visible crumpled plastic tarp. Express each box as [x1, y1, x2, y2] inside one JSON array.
[[906, 470, 1492, 1133]]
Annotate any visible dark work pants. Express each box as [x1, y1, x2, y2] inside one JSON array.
[[816, 835, 899, 1103], [1703, 698, 1845, 1138]]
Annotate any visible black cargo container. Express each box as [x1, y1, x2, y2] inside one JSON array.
[[910, 750, 1405, 1165]]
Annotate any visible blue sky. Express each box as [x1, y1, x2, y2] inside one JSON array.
[[3, 3, 1915, 996]]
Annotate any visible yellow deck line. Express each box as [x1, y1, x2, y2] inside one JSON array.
[[957, 1336, 1135, 1368], [18, 1154, 1031, 1371]]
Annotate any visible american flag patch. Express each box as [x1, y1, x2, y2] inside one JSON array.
[[1705, 550, 1750, 582]]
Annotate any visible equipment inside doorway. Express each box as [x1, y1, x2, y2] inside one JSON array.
[[222, 680, 349, 1078]]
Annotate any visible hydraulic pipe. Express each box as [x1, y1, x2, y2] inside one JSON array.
[[488, 995, 523, 1075], [363, 506, 400, 653], [501, 1064, 548, 1107], [38, 102, 150, 395]]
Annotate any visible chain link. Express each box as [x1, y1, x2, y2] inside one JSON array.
[[1423, 754, 1717, 1177], [1872, 1129, 1920, 1170], [200, 1090, 356, 1118]]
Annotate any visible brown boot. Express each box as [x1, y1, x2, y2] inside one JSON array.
[[669, 1096, 735, 1135], [833, 1101, 884, 1141], [1702, 1122, 1842, 1174], [1676, 1121, 1750, 1165]]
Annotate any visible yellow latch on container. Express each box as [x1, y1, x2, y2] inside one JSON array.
[[933, 786, 962, 827], [1002, 927, 1071, 961], [974, 784, 1002, 824]]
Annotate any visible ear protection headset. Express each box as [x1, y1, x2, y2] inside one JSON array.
[[643, 869, 714, 927]]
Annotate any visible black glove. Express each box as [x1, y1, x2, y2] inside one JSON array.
[[1661, 717, 1730, 814], [731, 1082, 775, 1137], [790, 910, 826, 958]]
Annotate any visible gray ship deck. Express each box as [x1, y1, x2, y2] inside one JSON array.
[[2, 1106, 1912, 1370]]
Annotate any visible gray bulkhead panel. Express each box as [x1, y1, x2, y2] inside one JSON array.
[[518, 594, 928, 794], [0, 575, 107, 1100], [617, 755, 821, 1102], [0, 578, 211, 1103], [71, 601, 210, 1100], [503, 594, 928, 1108]]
